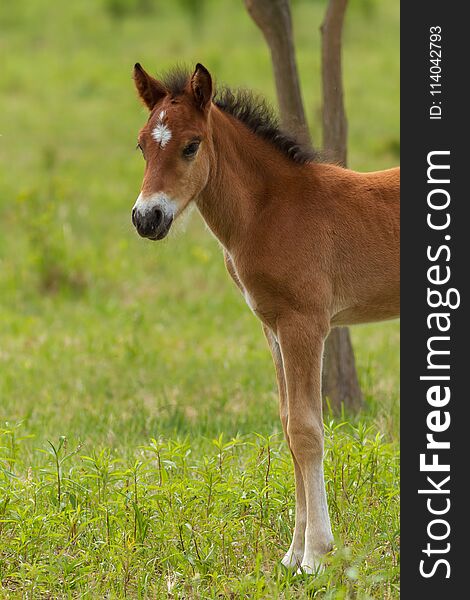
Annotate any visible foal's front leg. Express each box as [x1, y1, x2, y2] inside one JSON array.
[[263, 326, 306, 569], [277, 315, 334, 573]]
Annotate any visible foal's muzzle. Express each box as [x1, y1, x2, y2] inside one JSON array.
[[132, 205, 173, 241]]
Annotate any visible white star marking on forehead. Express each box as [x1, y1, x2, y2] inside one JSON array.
[[152, 110, 172, 148]]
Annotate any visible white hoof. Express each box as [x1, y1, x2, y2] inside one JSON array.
[[295, 559, 325, 576], [281, 549, 303, 570]]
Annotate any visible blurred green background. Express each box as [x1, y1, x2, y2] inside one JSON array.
[[0, 1, 399, 597]]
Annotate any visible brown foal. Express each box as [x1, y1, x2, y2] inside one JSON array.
[[131, 63, 400, 573]]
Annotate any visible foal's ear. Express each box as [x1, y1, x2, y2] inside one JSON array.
[[190, 63, 213, 111], [133, 63, 166, 110]]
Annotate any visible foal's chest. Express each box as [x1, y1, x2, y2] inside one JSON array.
[[224, 252, 259, 313], [224, 251, 277, 328]]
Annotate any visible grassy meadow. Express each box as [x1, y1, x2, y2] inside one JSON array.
[[0, 0, 399, 597]]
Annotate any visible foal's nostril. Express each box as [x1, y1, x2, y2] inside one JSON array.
[[133, 204, 168, 239], [152, 207, 163, 229]]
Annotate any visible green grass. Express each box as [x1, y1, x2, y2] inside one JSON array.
[[0, 0, 399, 597]]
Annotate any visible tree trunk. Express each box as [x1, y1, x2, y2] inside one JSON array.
[[244, 0, 311, 147], [321, 0, 348, 165], [322, 327, 362, 412], [321, 0, 363, 412], [245, 0, 363, 412]]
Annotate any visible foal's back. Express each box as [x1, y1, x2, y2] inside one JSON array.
[[252, 163, 400, 327], [311, 164, 400, 326]]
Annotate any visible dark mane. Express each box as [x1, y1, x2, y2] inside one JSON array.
[[159, 66, 190, 97], [214, 87, 319, 165], [159, 67, 320, 165]]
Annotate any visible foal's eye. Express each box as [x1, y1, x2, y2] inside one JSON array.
[[182, 141, 200, 159], [136, 143, 144, 158]]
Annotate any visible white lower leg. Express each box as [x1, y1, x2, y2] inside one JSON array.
[[282, 533, 305, 569], [276, 317, 332, 575], [300, 461, 333, 573]]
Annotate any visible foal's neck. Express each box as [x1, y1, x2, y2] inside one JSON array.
[[196, 106, 298, 253]]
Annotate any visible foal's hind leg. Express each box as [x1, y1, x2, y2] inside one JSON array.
[[263, 326, 306, 569], [277, 314, 334, 574]]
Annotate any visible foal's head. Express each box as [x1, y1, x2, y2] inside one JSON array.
[[131, 63, 213, 240]]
